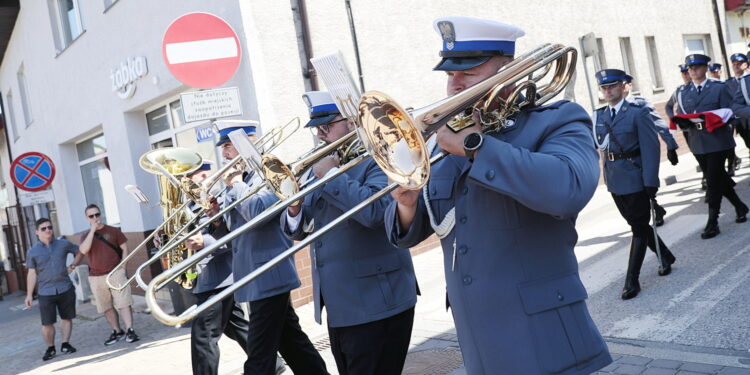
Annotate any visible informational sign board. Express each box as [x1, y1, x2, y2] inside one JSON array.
[[19, 189, 55, 207], [194, 124, 215, 143], [10, 152, 56, 192], [180, 87, 243, 123], [162, 12, 242, 88]]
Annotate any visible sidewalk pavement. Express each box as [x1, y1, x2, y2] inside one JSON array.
[[2, 142, 750, 374]]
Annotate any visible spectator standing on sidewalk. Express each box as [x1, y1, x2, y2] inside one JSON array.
[[24, 218, 78, 361], [0, 259, 5, 301], [74, 204, 140, 345]]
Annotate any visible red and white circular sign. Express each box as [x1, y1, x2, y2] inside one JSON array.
[[162, 12, 242, 89]]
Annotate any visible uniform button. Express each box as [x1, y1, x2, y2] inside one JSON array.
[[557, 291, 564, 301], [317, 262, 324, 268], [376, 265, 383, 272], [458, 245, 467, 254], [315, 240, 322, 247], [462, 186, 468, 195], [333, 188, 340, 196], [486, 170, 496, 180], [459, 215, 467, 224], [316, 201, 325, 209], [431, 187, 437, 195], [463, 276, 472, 285]]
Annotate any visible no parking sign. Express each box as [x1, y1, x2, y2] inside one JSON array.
[[10, 152, 56, 192]]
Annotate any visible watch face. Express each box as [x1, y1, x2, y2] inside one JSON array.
[[465, 133, 481, 149]]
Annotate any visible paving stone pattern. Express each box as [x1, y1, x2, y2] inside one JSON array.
[[594, 355, 750, 375]]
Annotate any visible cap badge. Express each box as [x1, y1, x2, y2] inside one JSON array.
[[437, 21, 455, 50]]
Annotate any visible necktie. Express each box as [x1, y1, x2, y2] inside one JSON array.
[[697, 85, 702, 94], [610, 108, 616, 119]]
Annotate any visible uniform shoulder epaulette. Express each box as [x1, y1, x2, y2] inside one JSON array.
[[626, 98, 647, 108], [527, 99, 568, 113]]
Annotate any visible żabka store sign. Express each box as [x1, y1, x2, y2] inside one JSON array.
[[110, 56, 149, 99]]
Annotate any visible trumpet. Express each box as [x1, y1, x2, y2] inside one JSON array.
[[145, 43, 577, 326], [106, 118, 301, 292]]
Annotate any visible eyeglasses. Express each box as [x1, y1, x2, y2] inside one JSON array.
[[39, 226, 53, 232], [88, 212, 101, 219], [314, 118, 348, 134]]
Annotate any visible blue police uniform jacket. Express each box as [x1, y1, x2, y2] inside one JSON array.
[[665, 84, 686, 119], [281, 158, 418, 328], [223, 176, 299, 303], [594, 100, 661, 195], [190, 218, 234, 295], [676, 80, 735, 154], [627, 95, 678, 150], [385, 100, 612, 375], [730, 74, 750, 122]]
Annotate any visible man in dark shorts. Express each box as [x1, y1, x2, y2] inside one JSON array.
[[24, 218, 79, 361]]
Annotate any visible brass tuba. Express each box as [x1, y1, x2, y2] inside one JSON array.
[[138, 147, 203, 289]]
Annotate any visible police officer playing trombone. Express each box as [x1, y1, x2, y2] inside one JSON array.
[[282, 91, 418, 375], [386, 16, 612, 374], [217, 123, 328, 375], [593, 69, 677, 300]]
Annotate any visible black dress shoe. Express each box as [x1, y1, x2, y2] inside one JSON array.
[[658, 264, 671, 276], [736, 205, 749, 223], [621, 281, 641, 300]]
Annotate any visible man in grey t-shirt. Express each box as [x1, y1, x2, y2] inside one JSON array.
[[25, 218, 79, 361]]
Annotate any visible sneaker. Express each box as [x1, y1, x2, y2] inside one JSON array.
[[104, 330, 125, 346], [60, 342, 76, 354], [125, 328, 140, 343], [42, 346, 56, 361]]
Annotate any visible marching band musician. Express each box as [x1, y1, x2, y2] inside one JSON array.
[[179, 162, 255, 375], [385, 17, 611, 374], [673, 54, 748, 239], [216, 123, 328, 375], [281, 91, 418, 375], [622, 74, 679, 226], [593, 69, 677, 300]]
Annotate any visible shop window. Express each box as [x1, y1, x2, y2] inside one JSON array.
[[77, 134, 120, 225], [147, 99, 219, 165]]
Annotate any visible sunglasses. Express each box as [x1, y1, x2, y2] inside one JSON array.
[[315, 118, 348, 134], [39, 225, 53, 232], [88, 212, 102, 219]]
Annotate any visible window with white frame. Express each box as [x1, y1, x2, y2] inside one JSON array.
[[17, 65, 33, 127], [49, 0, 84, 51], [77, 134, 120, 225], [644, 36, 664, 92], [683, 34, 714, 57], [146, 99, 221, 166], [5, 91, 19, 142], [619, 37, 639, 94]]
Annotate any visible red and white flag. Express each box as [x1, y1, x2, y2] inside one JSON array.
[[670, 109, 733, 132]]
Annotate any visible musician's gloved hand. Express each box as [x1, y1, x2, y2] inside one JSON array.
[[313, 154, 340, 179], [644, 186, 658, 199], [667, 149, 679, 165]]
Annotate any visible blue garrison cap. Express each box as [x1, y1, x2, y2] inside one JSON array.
[[215, 124, 257, 146], [685, 54, 711, 66], [433, 16, 525, 71], [731, 53, 747, 62], [679, 64, 688, 72], [595, 69, 629, 87], [302, 91, 341, 128], [709, 63, 722, 71]]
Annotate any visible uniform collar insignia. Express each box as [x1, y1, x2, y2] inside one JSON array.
[[437, 21, 455, 50]]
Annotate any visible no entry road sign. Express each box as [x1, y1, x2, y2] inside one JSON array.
[[162, 12, 242, 89], [10, 152, 56, 192]]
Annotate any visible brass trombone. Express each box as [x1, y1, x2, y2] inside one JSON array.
[[145, 43, 577, 326], [128, 121, 357, 292], [105, 117, 301, 291]]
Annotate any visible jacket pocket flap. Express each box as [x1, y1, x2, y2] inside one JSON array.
[[518, 273, 588, 314], [354, 253, 402, 277], [428, 177, 454, 200]]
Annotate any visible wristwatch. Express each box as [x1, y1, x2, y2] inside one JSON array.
[[463, 132, 484, 161]]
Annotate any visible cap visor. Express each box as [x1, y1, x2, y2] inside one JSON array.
[[304, 114, 338, 128], [598, 81, 623, 87], [215, 137, 230, 147], [433, 56, 492, 71]]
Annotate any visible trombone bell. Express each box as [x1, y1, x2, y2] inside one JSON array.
[[358, 92, 430, 190]]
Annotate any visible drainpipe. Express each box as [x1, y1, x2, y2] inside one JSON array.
[[344, 0, 365, 92], [712, 0, 731, 77], [291, 0, 319, 91]]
